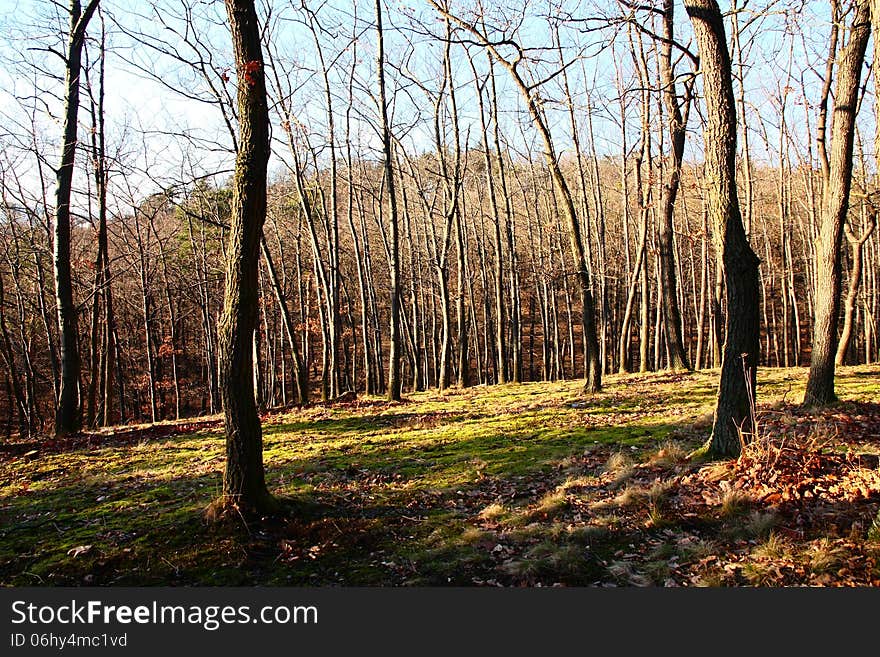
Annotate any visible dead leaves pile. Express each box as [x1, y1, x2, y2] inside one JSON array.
[[685, 402, 880, 534], [732, 438, 880, 507]]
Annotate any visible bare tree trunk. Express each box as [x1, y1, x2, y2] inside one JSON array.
[[658, 0, 692, 371], [836, 215, 876, 364], [489, 81, 510, 386], [53, 0, 101, 436], [618, 143, 650, 374], [217, 0, 274, 513], [804, 0, 870, 405], [685, 0, 761, 457], [260, 238, 308, 404], [695, 208, 709, 369], [0, 273, 28, 436], [375, 0, 402, 401]]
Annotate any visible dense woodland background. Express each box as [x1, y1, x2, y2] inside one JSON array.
[[0, 0, 877, 439]]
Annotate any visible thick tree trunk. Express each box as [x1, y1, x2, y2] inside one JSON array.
[[53, 0, 100, 437], [217, 0, 273, 513], [685, 0, 761, 458], [804, 0, 870, 405]]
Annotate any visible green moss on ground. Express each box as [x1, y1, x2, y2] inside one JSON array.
[[1, 365, 878, 586]]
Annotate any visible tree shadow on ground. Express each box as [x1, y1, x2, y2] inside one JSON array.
[[0, 414, 684, 586]]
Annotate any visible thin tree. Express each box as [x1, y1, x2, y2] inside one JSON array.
[[657, 0, 693, 371], [430, 1, 602, 392], [375, 0, 403, 401], [836, 212, 876, 364]]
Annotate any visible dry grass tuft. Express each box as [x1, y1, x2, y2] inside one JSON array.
[[477, 503, 507, 522], [719, 484, 751, 517], [604, 451, 632, 474], [533, 490, 569, 518], [649, 440, 688, 466], [807, 538, 846, 575], [607, 561, 652, 587]]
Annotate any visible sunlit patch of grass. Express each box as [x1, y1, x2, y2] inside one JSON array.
[[536, 490, 569, 516], [701, 461, 732, 482], [459, 527, 489, 545], [603, 452, 634, 489], [520, 490, 569, 523], [559, 476, 595, 492], [604, 451, 632, 473], [477, 503, 507, 522], [807, 538, 847, 575], [2, 365, 878, 585], [609, 484, 644, 508]]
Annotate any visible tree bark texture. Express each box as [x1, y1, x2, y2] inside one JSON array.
[[804, 0, 870, 405], [219, 0, 273, 511], [685, 0, 761, 457]]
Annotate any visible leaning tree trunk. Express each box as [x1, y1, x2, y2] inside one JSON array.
[[658, 0, 692, 371], [804, 0, 870, 406], [217, 0, 274, 513], [685, 0, 761, 458], [260, 238, 309, 405], [53, 0, 101, 437]]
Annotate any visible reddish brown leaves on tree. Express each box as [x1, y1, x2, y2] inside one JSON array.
[[242, 60, 261, 86]]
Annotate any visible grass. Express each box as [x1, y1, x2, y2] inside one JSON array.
[[1, 365, 879, 586]]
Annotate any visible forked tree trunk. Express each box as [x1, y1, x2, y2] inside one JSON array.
[[685, 0, 761, 457], [217, 0, 273, 513], [836, 215, 876, 365]]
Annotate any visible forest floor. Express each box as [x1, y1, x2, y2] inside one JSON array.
[[2, 366, 880, 587]]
